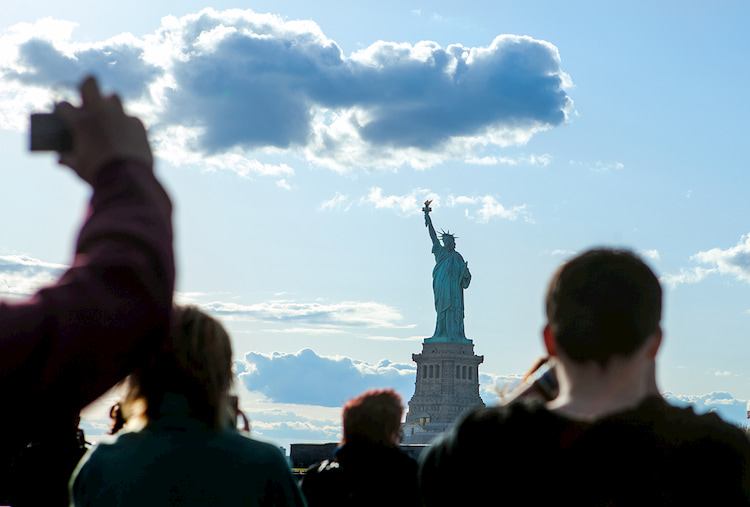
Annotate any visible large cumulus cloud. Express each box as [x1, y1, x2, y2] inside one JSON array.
[[0, 8, 573, 173], [6, 37, 159, 101], [236, 348, 416, 407]]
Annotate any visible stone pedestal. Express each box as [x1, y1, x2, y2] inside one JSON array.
[[402, 340, 484, 444]]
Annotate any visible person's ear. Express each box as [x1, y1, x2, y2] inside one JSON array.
[[646, 327, 663, 359], [543, 324, 557, 357]]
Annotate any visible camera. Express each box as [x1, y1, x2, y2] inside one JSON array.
[[501, 358, 559, 406], [29, 113, 72, 152]]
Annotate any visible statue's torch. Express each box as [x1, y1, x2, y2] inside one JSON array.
[[422, 199, 432, 227], [422, 200, 433, 227]]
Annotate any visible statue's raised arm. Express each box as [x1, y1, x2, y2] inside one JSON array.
[[423, 200, 440, 249], [421, 202, 471, 343]]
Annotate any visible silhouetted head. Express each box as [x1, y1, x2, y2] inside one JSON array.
[[125, 306, 234, 429], [545, 248, 662, 367], [342, 389, 403, 446]]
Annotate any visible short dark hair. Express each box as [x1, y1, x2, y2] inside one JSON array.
[[545, 248, 662, 366], [342, 389, 403, 446]]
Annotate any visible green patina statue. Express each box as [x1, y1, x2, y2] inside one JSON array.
[[423, 200, 471, 343]]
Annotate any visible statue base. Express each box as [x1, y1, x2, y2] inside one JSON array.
[[402, 340, 484, 444]]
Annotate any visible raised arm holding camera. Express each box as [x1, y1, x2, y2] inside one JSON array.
[[0, 77, 174, 506]]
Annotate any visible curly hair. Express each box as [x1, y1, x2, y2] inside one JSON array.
[[342, 389, 404, 446]]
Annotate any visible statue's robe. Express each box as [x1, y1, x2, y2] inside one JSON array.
[[431, 243, 471, 341]]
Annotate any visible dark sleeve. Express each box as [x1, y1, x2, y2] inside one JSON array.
[[0, 160, 174, 436]]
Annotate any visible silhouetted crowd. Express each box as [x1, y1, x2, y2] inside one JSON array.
[[1, 78, 748, 506]]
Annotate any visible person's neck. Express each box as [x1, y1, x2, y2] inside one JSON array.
[[546, 356, 652, 421]]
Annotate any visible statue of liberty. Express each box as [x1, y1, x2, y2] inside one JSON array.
[[423, 201, 471, 343]]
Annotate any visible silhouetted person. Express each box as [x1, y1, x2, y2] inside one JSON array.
[[0, 77, 174, 506], [420, 249, 750, 505], [300, 389, 420, 507], [70, 306, 305, 506]]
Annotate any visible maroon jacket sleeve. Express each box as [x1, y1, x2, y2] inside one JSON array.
[[0, 160, 174, 438]]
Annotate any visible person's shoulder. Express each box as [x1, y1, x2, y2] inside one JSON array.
[[456, 399, 550, 433], [393, 445, 418, 467], [620, 397, 750, 456], [81, 430, 148, 461], [374, 444, 418, 474], [659, 400, 750, 443], [214, 431, 290, 464], [632, 398, 750, 501], [425, 400, 551, 462], [71, 430, 154, 493], [418, 403, 553, 506]]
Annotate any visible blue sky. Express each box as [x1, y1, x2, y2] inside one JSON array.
[[2, 1, 750, 447]]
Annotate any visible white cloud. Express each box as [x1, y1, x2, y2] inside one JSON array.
[[199, 298, 407, 328], [447, 195, 533, 223], [447, 195, 534, 224], [569, 160, 624, 173], [691, 234, 750, 283], [662, 391, 748, 427], [319, 192, 351, 212], [359, 189, 533, 224], [639, 249, 660, 261], [236, 388, 343, 444], [445, 196, 477, 206], [174, 291, 236, 305], [465, 154, 551, 166], [364, 187, 435, 216], [0, 253, 66, 297], [474, 196, 534, 224], [0, 9, 573, 173], [709, 370, 735, 377], [662, 234, 750, 288], [262, 327, 347, 335], [151, 126, 296, 178], [237, 348, 416, 407], [479, 372, 525, 405], [660, 267, 715, 289], [551, 249, 576, 257]]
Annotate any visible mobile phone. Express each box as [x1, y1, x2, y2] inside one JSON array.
[[30, 113, 73, 152]]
